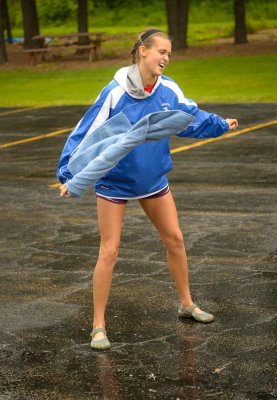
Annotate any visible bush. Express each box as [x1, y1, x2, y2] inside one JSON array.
[[37, 0, 77, 25]]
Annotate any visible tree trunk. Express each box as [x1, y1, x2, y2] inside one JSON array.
[[20, 0, 40, 49], [234, 0, 248, 44], [2, 0, 12, 44], [165, 0, 189, 50], [78, 0, 89, 46], [0, 0, 7, 63]]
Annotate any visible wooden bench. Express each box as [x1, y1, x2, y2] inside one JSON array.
[[25, 32, 105, 64], [23, 42, 103, 65], [76, 42, 102, 61], [23, 48, 49, 66]]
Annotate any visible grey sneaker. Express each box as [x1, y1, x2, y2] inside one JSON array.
[[178, 303, 214, 323], [90, 327, 111, 350]]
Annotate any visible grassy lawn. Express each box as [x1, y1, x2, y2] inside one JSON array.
[[5, 1, 276, 107], [11, 19, 277, 46], [1, 54, 276, 106], [166, 54, 277, 103]]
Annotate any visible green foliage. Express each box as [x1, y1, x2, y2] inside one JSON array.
[[37, 0, 77, 25], [7, 0, 277, 30], [246, 0, 277, 20], [6, 0, 22, 27], [93, 0, 152, 9], [0, 55, 276, 106], [189, 0, 233, 23], [89, 0, 166, 27]]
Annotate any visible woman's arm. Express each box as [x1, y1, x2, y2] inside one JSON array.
[[169, 81, 238, 138], [56, 84, 114, 184]]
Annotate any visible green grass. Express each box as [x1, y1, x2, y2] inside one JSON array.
[[167, 55, 277, 103], [1, 54, 276, 106], [9, 0, 277, 29], [0, 67, 118, 107], [11, 18, 277, 45], [10, 19, 276, 61]]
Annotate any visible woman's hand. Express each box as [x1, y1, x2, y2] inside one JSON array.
[[59, 184, 70, 198], [226, 118, 238, 131]]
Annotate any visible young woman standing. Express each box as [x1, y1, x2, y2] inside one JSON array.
[[58, 29, 238, 350]]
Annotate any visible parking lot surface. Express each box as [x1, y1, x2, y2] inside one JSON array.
[[0, 104, 276, 399]]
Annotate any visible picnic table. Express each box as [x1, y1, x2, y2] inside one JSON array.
[[23, 32, 105, 65]]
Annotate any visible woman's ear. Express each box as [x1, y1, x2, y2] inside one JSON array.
[[139, 45, 147, 57]]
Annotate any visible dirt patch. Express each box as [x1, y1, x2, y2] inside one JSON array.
[[1, 28, 276, 71]]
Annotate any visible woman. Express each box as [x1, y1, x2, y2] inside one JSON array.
[[58, 28, 238, 350]]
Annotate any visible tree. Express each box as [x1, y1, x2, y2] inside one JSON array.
[[165, 0, 189, 50], [2, 0, 12, 44], [234, 0, 248, 44], [78, 0, 89, 46], [0, 0, 7, 63], [20, 0, 40, 49]]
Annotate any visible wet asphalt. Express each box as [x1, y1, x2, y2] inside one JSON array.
[[0, 104, 276, 400]]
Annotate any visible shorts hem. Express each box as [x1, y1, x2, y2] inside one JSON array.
[[96, 185, 170, 204]]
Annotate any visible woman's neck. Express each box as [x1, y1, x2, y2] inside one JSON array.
[[138, 65, 157, 87]]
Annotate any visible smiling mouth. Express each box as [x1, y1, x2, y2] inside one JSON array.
[[158, 63, 165, 69]]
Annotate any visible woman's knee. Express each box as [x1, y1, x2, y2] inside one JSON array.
[[99, 242, 120, 264], [162, 229, 184, 251]]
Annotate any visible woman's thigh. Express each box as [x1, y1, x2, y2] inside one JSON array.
[[139, 191, 183, 242], [97, 197, 126, 245]]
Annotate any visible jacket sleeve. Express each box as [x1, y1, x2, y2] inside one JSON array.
[[173, 85, 229, 139], [56, 85, 113, 184]]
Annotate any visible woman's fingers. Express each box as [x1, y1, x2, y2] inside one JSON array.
[[226, 118, 238, 130], [59, 184, 70, 198]]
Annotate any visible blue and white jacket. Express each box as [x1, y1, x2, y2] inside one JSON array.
[[66, 110, 195, 197], [57, 64, 229, 199]]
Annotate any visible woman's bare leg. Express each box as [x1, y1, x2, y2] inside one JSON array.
[[92, 197, 126, 340], [139, 191, 203, 313]]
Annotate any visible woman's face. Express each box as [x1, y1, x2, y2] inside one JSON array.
[[138, 37, 172, 79]]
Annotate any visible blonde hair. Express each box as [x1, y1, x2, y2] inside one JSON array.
[[131, 28, 170, 64]]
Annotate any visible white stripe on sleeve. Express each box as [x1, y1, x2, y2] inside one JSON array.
[[85, 85, 125, 138], [161, 79, 197, 107]]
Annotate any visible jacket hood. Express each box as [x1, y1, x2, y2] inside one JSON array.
[[114, 65, 161, 99]]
